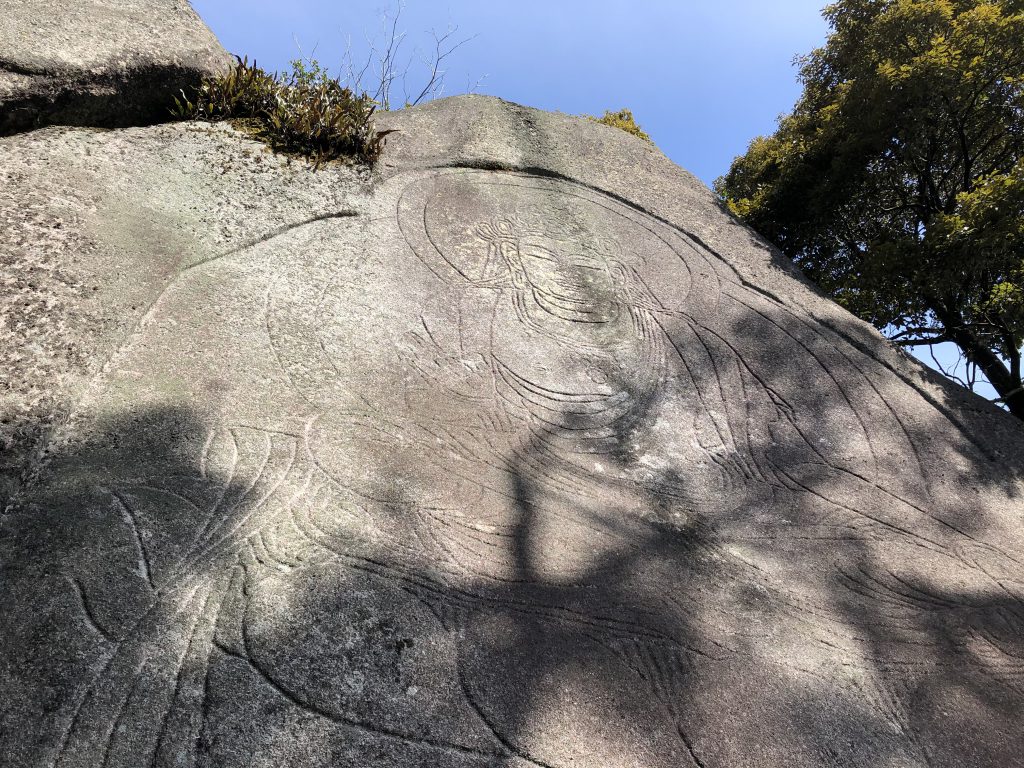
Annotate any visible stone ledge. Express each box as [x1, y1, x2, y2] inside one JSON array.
[[0, 0, 231, 134]]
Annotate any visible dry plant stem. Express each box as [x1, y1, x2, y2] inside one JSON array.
[[338, 1, 479, 111]]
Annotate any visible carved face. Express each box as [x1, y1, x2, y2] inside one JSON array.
[[511, 234, 622, 325]]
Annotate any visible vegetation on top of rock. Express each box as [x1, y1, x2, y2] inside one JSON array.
[[172, 57, 390, 165], [587, 109, 653, 143]]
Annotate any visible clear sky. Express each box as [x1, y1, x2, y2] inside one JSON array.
[[190, 1, 996, 401]]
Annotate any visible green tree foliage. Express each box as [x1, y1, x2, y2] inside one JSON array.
[[716, 0, 1024, 418], [588, 109, 653, 142], [173, 57, 389, 165]]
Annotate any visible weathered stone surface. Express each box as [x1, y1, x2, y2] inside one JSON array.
[[0, 121, 367, 510], [0, 0, 232, 134], [2, 95, 1024, 768]]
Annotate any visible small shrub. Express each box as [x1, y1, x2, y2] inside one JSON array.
[[172, 57, 390, 165], [586, 108, 652, 143]]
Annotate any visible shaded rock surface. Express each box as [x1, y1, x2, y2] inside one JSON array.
[[0, 0, 231, 134], [3, 58, 1024, 768]]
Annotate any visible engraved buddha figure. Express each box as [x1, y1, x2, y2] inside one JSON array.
[[473, 218, 667, 457], [476, 220, 633, 344], [511, 233, 622, 325]]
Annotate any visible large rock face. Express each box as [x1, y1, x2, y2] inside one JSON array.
[[0, 0, 232, 134], [3, 34, 1024, 768]]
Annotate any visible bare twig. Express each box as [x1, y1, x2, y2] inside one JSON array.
[[928, 343, 973, 390], [407, 26, 478, 107], [334, 2, 479, 111], [466, 72, 488, 94]]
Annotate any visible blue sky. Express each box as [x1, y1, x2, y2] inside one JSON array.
[[192, 1, 829, 185], [191, 1, 996, 401]]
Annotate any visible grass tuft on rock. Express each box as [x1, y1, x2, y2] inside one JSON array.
[[172, 57, 390, 165], [587, 108, 652, 143]]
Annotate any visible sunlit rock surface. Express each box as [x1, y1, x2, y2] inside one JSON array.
[[2, 16, 1024, 768], [0, 0, 231, 134]]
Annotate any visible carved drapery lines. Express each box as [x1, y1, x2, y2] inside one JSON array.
[[53, 421, 330, 768], [396, 169, 944, 531], [391, 169, 1021, 661], [44, 165, 1024, 767], [59, 415, 697, 768], [422, 178, 954, 606], [399, 177, 683, 473], [2, 210, 361, 527], [397, 171, 794, 522]]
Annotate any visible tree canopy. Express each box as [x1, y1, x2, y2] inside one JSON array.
[[716, 0, 1024, 419]]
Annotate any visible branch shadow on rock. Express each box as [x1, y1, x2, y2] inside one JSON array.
[[4, 282, 1024, 768]]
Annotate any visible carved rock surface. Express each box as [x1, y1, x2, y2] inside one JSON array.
[[0, 0, 232, 134], [3, 93, 1024, 768]]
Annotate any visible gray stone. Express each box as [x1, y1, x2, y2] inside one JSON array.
[[0, 0, 232, 134], [3, 95, 1024, 768]]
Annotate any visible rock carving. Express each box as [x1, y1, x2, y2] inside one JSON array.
[[4, 98, 1024, 768]]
